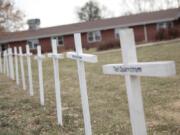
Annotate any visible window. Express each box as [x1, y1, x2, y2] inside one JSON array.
[[114, 27, 127, 39], [156, 21, 173, 30], [27, 39, 39, 49], [52, 36, 64, 46], [87, 31, 101, 43]]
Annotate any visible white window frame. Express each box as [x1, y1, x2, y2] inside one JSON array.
[[156, 21, 172, 30], [52, 36, 64, 46], [27, 39, 39, 49], [87, 31, 102, 43]]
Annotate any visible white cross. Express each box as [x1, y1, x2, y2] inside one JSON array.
[[14, 47, 20, 85], [8, 48, 15, 80], [25, 45, 34, 96], [4, 50, 10, 77], [19, 47, 26, 90], [35, 46, 45, 106], [0, 52, 2, 73], [48, 38, 64, 126], [66, 33, 97, 135], [3, 51, 7, 74], [103, 29, 176, 135]]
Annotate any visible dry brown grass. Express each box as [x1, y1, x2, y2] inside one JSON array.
[[0, 41, 180, 135]]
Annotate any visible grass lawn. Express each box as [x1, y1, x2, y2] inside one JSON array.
[[0, 41, 180, 135]]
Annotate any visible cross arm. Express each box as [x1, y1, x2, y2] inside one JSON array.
[[66, 52, 97, 63], [103, 61, 176, 77], [48, 53, 64, 59], [34, 55, 45, 60]]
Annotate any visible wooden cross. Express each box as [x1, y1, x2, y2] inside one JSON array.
[[67, 33, 97, 135], [35, 46, 45, 106], [8, 48, 15, 80], [19, 47, 26, 90], [3, 51, 7, 74], [14, 47, 20, 85], [25, 45, 34, 96], [48, 38, 64, 126], [103, 29, 176, 135], [4, 50, 10, 77]]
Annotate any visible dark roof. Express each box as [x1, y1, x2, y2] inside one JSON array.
[[0, 7, 179, 43]]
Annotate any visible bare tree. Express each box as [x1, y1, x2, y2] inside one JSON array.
[[0, 0, 25, 32], [76, 0, 103, 22], [119, 0, 178, 16]]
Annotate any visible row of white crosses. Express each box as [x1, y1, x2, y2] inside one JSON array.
[[0, 33, 97, 135], [0, 28, 176, 135], [1, 45, 46, 105], [103, 29, 176, 135]]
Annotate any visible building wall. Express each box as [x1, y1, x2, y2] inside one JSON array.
[[146, 23, 157, 42], [131, 25, 145, 43], [174, 18, 180, 34], [9, 41, 27, 53], [63, 34, 75, 51], [39, 37, 52, 53], [3, 19, 180, 53], [101, 29, 115, 42]]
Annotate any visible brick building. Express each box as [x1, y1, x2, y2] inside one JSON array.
[[0, 7, 179, 53]]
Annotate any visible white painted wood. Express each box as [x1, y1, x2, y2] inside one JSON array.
[[103, 61, 176, 77], [14, 47, 20, 85], [48, 38, 63, 126], [66, 33, 98, 135], [26, 45, 34, 96], [66, 52, 97, 63], [5, 50, 10, 77], [102, 28, 176, 135], [3, 51, 6, 74], [0, 52, 2, 73], [35, 46, 45, 106], [8, 48, 15, 80], [19, 47, 26, 90], [120, 29, 147, 135]]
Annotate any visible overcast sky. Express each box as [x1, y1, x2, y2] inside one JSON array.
[[14, 0, 178, 28], [15, 0, 121, 28]]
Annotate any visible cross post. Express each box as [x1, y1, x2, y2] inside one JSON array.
[[103, 29, 176, 135], [35, 46, 45, 106], [3, 51, 7, 74], [4, 50, 10, 77], [66, 33, 97, 135], [14, 47, 20, 85], [25, 45, 34, 96], [48, 38, 64, 126], [8, 48, 15, 80], [19, 47, 26, 90]]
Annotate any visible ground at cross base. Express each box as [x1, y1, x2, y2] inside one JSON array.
[[0, 41, 180, 135]]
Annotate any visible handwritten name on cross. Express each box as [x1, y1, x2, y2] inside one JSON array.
[[48, 38, 64, 126], [103, 29, 176, 135], [35, 46, 45, 106], [8, 48, 15, 80], [66, 33, 97, 135], [19, 47, 26, 90], [14, 47, 20, 85], [25, 45, 34, 96]]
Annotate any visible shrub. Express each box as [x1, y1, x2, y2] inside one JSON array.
[[96, 39, 120, 51], [155, 29, 168, 41], [168, 28, 179, 39], [156, 28, 179, 41]]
